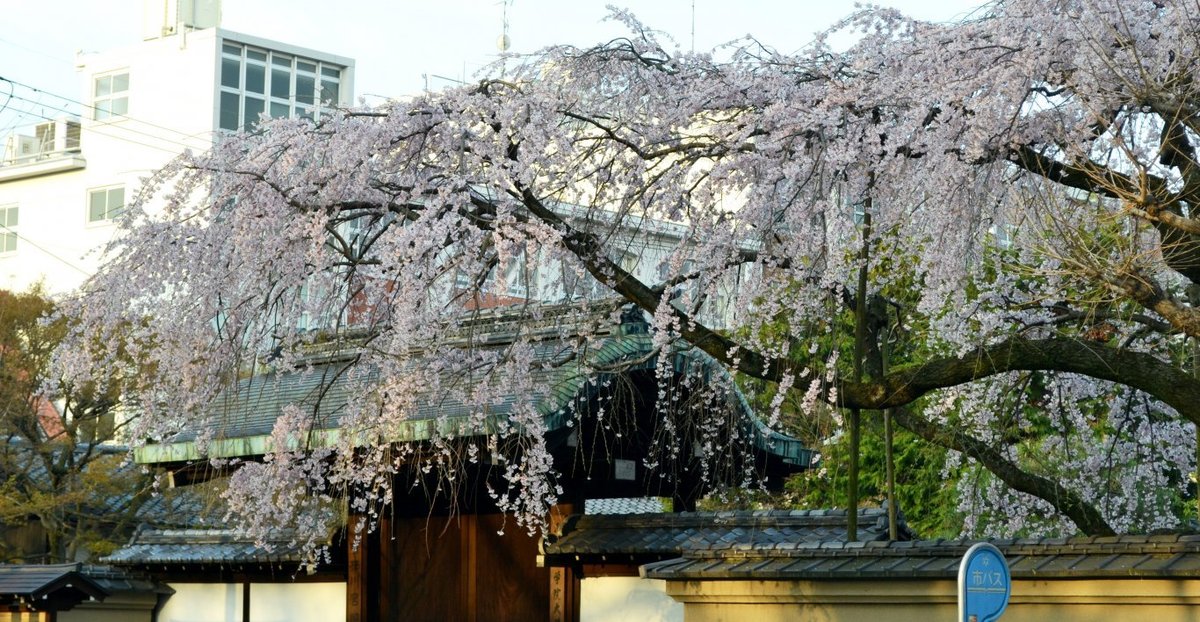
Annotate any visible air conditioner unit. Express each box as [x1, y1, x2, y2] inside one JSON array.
[[35, 122, 55, 152], [62, 120, 81, 151], [31, 119, 82, 155]]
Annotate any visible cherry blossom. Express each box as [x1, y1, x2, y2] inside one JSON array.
[[54, 0, 1200, 543]]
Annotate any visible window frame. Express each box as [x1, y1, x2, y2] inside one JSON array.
[[93, 70, 130, 121], [0, 205, 17, 254], [86, 185, 126, 225], [218, 41, 344, 131]]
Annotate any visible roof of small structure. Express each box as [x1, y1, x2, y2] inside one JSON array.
[[102, 525, 321, 566], [584, 497, 668, 514], [78, 565, 173, 596], [545, 508, 912, 562], [0, 563, 108, 610], [135, 301, 812, 471], [642, 533, 1200, 580]]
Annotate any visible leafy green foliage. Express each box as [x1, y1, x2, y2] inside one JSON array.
[[0, 286, 154, 562], [785, 422, 960, 538]]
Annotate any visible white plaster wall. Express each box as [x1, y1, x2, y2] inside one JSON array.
[[249, 582, 346, 622], [0, 27, 354, 295], [581, 576, 683, 622], [158, 582, 346, 622], [158, 583, 244, 622]]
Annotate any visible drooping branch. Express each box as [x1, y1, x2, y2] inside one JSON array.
[[508, 167, 1200, 535], [889, 405, 1115, 535], [514, 185, 792, 383]]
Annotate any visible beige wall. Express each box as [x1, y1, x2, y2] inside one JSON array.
[[159, 583, 242, 622], [665, 578, 1200, 622], [158, 582, 346, 622], [61, 590, 160, 622], [249, 582, 345, 622], [581, 576, 682, 622]]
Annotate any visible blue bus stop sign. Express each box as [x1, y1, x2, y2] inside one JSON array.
[[958, 542, 1011, 622]]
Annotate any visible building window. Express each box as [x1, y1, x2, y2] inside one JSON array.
[[219, 42, 343, 131], [989, 222, 1017, 249], [0, 206, 16, 253], [88, 186, 125, 223], [93, 72, 130, 120]]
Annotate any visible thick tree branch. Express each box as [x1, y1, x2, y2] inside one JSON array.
[[1009, 145, 1159, 201], [1097, 268, 1200, 337], [890, 405, 1115, 535], [513, 178, 1200, 424], [847, 336, 1200, 423]]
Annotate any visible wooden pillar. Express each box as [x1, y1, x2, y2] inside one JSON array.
[[242, 581, 250, 622], [548, 502, 579, 622], [346, 515, 369, 622], [377, 516, 393, 622], [461, 514, 478, 622]]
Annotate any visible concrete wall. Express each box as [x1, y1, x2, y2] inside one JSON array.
[[157, 582, 346, 622], [581, 576, 682, 622], [664, 577, 1200, 622]]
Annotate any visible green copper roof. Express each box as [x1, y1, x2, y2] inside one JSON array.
[[134, 306, 812, 468]]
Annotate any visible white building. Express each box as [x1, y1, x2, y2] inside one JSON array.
[[0, 2, 355, 293]]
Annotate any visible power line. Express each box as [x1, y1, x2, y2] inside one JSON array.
[[3, 91, 202, 153], [0, 80, 12, 122], [2, 87, 211, 154], [0, 76, 209, 144], [1, 102, 197, 157], [0, 81, 58, 138], [0, 221, 92, 277]]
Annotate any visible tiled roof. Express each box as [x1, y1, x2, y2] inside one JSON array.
[[1, 439, 128, 483], [545, 508, 911, 561], [133, 476, 234, 528], [102, 526, 320, 566], [642, 533, 1200, 580], [0, 563, 108, 608]]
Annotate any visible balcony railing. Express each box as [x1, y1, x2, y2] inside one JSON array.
[[2, 118, 82, 167], [0, 118, 86, 181]]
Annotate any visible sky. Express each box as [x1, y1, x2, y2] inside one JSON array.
[[0, 0, 988, 132]]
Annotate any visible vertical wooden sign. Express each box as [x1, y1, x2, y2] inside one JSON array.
[[547, 502, 578, 622], [346, 515, 368, 622]]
